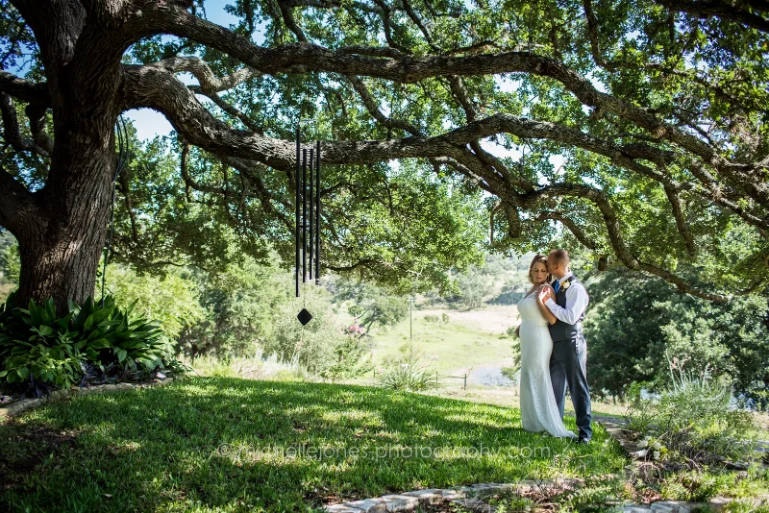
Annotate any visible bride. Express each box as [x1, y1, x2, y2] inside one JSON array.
[[515, 254, 576, 438]]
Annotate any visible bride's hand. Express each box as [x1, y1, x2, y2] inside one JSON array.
[[538, 284, 553, 303]]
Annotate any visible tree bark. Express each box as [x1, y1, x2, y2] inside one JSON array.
[[4, 0, 125, 313], [15, 211, 109, 312], [13, 147, 114, 313]]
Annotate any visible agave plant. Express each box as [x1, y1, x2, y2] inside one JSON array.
[[378, 362, 441, 392]]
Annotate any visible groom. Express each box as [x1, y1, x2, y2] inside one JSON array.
[[538, 249, 593, 443]]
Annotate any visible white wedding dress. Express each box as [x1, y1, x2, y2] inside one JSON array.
[[517, 293, 577, 438]]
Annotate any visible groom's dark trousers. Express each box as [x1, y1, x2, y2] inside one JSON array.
[[550, 334, 592, 440]]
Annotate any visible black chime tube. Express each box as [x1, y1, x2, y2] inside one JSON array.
[[308, 148, 314, 280], [302, 148, 308, 282], [315, 140, 321, 284], [295, 127, 300, 297]]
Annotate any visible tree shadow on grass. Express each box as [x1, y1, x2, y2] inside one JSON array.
[[0, 377, 626, 513]]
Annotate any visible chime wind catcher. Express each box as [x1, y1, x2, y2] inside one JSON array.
[[295, 126, 321, 326]]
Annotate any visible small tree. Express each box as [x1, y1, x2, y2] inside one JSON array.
[[454, 267, 495, 310], [334, 279, 408, 334], [320, 329, 374, 383]]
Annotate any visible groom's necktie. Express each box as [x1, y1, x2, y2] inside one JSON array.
[[553, 280, 561, 293]]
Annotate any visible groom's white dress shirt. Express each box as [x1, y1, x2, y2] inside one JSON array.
[[545, 271, 589, 326]]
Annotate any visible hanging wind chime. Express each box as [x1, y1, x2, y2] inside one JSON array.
[[295, 124, 321, 327]]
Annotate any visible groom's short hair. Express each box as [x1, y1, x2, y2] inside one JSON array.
[[548, 249, 570, 266]]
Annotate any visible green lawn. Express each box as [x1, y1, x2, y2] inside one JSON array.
[[359, 306, 518, 377], [1, 376, 626, 513]]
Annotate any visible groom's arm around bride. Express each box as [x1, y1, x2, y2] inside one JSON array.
[[538, 249, 593, 442]]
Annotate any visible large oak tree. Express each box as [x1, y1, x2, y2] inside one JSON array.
[[0, 0, 767, 312]]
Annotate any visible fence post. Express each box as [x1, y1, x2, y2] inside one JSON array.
[[463, 373, 467, 390]]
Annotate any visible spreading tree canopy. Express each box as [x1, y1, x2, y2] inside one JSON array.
[[0, 0, 767, 311]]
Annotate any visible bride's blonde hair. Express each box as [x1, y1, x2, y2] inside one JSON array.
[[528, 254, 551, 284]]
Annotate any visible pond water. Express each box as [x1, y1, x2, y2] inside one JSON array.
[[468, 364, 517, 387]]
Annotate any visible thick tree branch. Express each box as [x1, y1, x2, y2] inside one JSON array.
[[0, 91, 49, 157], [523, 183, 734, 302], [141, 8, 761, 191], [123, 62, 769, 242], [533, 210, 599, 250], [124, 63, 754, 211], [147, 57, 260, 94], [136, 6, 757, 173], [657, 0, 769, 33], [0, 163, 40, 236], [0, 71, 50, 105]]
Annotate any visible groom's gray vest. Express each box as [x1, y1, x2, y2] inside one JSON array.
[[549, 275, 586, 342]]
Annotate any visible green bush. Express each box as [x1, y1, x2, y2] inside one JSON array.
[[320, 331, 374, 383], [626, 356, 761, 467], [104, 264, 204, 342], [584, 271, 769, 408], [0, 330, 84, 392], [69, 295, 175, 375], [264, 286, 362, 378], [0, 293, 188, 396]]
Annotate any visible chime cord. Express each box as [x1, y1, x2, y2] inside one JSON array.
[[100, 115, 129, 307]]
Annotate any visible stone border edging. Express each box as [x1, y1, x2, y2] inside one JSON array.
[[323, 480, 767, 513], [324, 481, 542, 513], [323, 415, 768, 513], [0, 376, 180, 419]]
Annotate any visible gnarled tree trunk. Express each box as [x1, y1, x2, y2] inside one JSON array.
[[1, 0, 125, 313], [14, 153, 114, 313]]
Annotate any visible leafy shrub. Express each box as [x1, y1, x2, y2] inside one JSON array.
[[0, 293, 187, 397], [423, 314, 440, 322], [264, 286, 363, 379], [68, 296, 165, 371], [319, 331, 374, 383], [626, 355, 761, 467], [0, 330, 84, 394], [104, 264, 204, 341], [585, 271, 769, 407], [441, 313, 450, 323]]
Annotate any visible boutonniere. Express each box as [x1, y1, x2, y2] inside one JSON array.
[[561, 280, 571, 290]]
